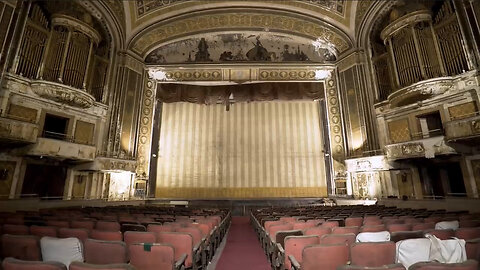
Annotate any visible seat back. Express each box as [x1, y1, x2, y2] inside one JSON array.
[[332, 226, 359, 235], [95, 221, 121, 232], [70, 221, 95, 231], [3, 224, 29, 235], [264, 220, 284, 232], [292, 222, 315, 231], [408, 259, 478, 270], [175, 227, 203, 247], [284, 235, 319, 270], [360, 225, 386, 233], [269, 224, 293, 242], [69, 262, 135, 270], [338, 264, 406, 270], [305, 219, 325, 226], [351, 241, 396, 267], [1, 234, 41, 260], [303, 226, 331, 238], [123, 231, 157, 248], [345, 217, 363, 227], [425, 229, 455, 240], [46, 220, 69, 228], [302, 243, 349, 270], [465, 238, 480, 261], [322, 221, 339, 228], [320, 233, 356, 246], [412, 223, 436, 231], [29, 226, 58, 238], [83, 239, 127, 264], [157, 232, 193, 268], [2, 258, 66, 270], [90, 230, 122, 241], [390, 230, 424, 242], [387, 224, 411, 233], [279, 217, 297, 223], [455, 227, 480, 240], [275, 230, 303, 249], [58, 228, 90, 242], [120, 224, 146, 233], [130, 243, 176, 270], [147, 224, 174, 233]]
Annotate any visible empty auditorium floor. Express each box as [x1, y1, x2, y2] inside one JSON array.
[[211, 216, 270, 270]]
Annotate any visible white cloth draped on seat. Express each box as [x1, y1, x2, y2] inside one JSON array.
[[435, 221, 459, 230], [40, 236, 84, 267], [355, 231, 391, 242]]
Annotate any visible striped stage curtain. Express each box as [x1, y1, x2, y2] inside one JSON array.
[[156, 100, 327, 198]]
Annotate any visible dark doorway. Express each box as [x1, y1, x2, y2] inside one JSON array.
[[43, 114, 69, 140], [21, 164, 67, 199]]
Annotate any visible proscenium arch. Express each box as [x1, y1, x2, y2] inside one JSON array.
[[127, 7, 353, 58]]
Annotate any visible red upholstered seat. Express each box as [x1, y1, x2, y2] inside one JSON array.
[[412, 223, 436, 231], [294, 243, 349, 270], [129, 243, 184, 270], [350, 241, 396, 267], [95, 221, 120, 232], [70, 220, 95, 231], [30, 226, 58, 238], [292, 222, 315, 231], [338, 264, 406, 270], [156, 232, 194, 269], [46, 220, 69, 228], [303, 226, 331, 238], [387, 224, 411, 233], [283, 235, 319, 270], [123, 231, 156, 248], [408, 260, 478, 270], [345, 217, 363, 227], [69, 262, 135, 270], [147, 224, 174, 233], [3, 224, 29, 235], [425, 229, 455, 240], [58, 228, 90, 243], [360, 225, 386, 233], [1, 234, 41, 261], [332, 226, 359, 235], [2, 258, 66, 270], [320, 233, 356, 246], [322, 221, 339, 228], [83, 239, 128, 264], [90, 230, 122, 241], [455, 227, 480, 240], [269, 224, 294, 242]]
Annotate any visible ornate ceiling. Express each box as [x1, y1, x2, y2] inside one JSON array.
[[78, 0, 383, 59]]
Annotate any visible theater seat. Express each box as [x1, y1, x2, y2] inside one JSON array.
[[332, 226, 359, 235], [390, 231, 424, 242], [90, 230, 122, 241], [69, 262, 135, 270], [29, 226, 58, 238], [95, 221, 120, 232], [2, 258, 66, 270], [2, 224, 29, 235], [303, 226, 331, 238], [280, 235, 319, 270], [425, 229, 455, 240], [345, 217, 363, 227], [129, 243, 186, 270], [70, 221, 95, 231], [58, 228, 89, 243], [350, 241, 396, 267], [455, 228, 480, 240], [156, 232, 194, 269], [123, 231, 156, 248], [1, 234, 42, 261], [83, 239, 128, 264], [408, 260, 478, 270], [290, 243, 349, 270], [337, 264, 406, 270], [320, 233, 356, 246]]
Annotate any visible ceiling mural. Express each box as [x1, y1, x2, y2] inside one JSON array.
[[135, 0, 346, 18], [145, 33, 336, 64]]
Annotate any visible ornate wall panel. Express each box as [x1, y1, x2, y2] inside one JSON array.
[[74, 120, 95, 145], [155, 101, 327, 198], [448, 101, 478, 120], [7, 104, 37, 123], [135, 77, 156, 178], [388, 118, 411, 143], [325, 74, 346, 178]]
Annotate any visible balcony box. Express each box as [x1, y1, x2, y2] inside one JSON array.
[[385, 136, 456, 160], [22, 137, 96, 161], [0, 117, 38, 144]]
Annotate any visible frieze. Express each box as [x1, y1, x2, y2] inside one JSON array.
[[30, 81, 95, 108], [131, 11, 350, 56], [386, 142, 425, 159], [388, 77, 454, 107]]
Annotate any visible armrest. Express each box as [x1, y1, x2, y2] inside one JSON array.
[[276, 243, 284, 253], [175, 253, 188, 270], [289, 255, 301, 270]]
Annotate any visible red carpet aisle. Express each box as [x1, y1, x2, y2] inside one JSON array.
[[215, 216, 271, 270]]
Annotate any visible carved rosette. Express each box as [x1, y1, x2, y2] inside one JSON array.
[[31, 80, 95, 108], [325, 73, 346, 177], [136, 77, 156, 177]]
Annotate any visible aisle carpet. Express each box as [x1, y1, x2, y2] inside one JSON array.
[[215, 216, 270, 270]]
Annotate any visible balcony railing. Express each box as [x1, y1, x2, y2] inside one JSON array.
[[42, 130, 94, 146], [444, 112, 480, 141], [410, 128, 444, 140]]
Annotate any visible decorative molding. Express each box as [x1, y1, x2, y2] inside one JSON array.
[[380, 10, 432, 41], [75, 157, 137, 172], [52, 14, 101, 44], [385, 136, 457, 160], [136, 76, 156, 177], [0, 118, 38, 144], [325, 72, 346, 177], [387, 77, 455, 108], [30, 80, 96, 109], [258, 69, 316, 81], [131, 11, 351, 56], [118, 52, 145, 74]]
